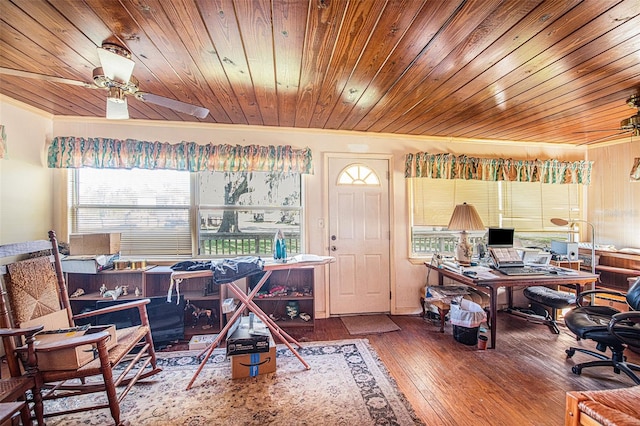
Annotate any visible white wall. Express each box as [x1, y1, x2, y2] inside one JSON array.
[[0, 96, 54, 244]]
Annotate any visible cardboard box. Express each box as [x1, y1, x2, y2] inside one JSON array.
[[32, 325, 117, 371], [188, 334, 219, 350], [61, 254, 118, 274], [226, 315, 270, 356], [69, 233, 121, 255], [231, 337, 276, 379]]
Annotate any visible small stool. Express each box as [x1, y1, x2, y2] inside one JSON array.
[[510, 286, 576, 334]]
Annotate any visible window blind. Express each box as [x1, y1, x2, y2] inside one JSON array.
[[71, 168, 191, 256]]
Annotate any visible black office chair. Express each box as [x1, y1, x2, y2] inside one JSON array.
[[564, 277, 640, 384]]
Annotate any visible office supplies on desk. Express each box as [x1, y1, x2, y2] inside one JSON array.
[[489, 247, 547, 276]]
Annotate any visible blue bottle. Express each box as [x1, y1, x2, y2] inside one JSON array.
[[274, 230, 287, 262]]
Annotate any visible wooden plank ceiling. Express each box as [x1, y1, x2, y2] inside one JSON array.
[[1, 0, 639, 146]]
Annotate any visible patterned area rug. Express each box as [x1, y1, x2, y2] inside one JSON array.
[[43, 339, 422, 425]]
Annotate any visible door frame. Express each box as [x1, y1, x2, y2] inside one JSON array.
[[322, 152, 396, 316]]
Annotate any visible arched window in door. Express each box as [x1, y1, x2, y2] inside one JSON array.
[[337, 164, 380, 186]]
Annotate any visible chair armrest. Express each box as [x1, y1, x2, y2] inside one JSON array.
[[1, 326, 45, 377], [576, 289, 627, 307], [72, 298, 151, 321], [608, 311, 640, 348], [0, 325, 44, 338], [29, 330, 110, 352]]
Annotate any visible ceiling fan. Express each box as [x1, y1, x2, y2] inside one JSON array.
[[620, 94, 640, 135], [577, 94, 640, 145], [0, 42, 209, 120]]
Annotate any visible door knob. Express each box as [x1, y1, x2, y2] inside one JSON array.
[[331, 246, 337, 251], [331, 235, 337, 241]]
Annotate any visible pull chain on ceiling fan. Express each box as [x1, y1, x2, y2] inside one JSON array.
[[0, 41, 209, 120]]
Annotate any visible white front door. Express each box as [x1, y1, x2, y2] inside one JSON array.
[[327, 157, 390, 315]]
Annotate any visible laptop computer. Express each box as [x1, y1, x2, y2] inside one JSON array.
[[487, 228, 546, 275], [489, 248, 546, 275], [487, 227, 515, 248]]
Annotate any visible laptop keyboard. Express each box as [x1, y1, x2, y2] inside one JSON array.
[[497, 267, 546, 276]]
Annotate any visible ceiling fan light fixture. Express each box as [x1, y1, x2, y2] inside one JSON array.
[[106, 96, 129, 120], [106, 86, 126, 103]]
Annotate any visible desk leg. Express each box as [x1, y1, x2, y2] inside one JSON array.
[[439, 306, 449, 333], [488, 287, 498, 349]]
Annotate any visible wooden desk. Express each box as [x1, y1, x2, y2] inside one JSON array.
[[172, 257, 335, 389], [424, 263, 598, 349]]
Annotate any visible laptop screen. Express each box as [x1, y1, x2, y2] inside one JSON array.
[[487, 227, 514, 248]]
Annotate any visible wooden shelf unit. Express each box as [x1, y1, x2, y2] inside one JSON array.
[[64, 264, 318, 335], [579, 249, 640, 310], [247, 267, 315, 330], [65, 265, 224, 334]]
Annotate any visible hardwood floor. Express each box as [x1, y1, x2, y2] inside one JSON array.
[[287, 312, 640, 426]]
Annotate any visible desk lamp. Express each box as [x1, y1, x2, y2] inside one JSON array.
[[550, 218, 596, 274], [448, 202, 485, 266]]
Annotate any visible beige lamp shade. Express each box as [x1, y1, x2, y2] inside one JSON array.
[[448, 203, 484, 266], [447, 202, 485, 231]]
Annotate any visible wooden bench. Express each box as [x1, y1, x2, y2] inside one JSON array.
[[585, 249, 640, 292]]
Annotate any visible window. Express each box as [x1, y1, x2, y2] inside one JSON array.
[[197, 171, 302, 256], [410, 178, 581, 256], [337, 164, 380, 185], [70, 169, 303, 258], [70, 168, 191, 256]]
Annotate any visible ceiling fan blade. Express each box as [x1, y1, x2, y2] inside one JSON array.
[[136, 92, 209, 119], [0, 67, 93, 88], [573, 129, 623, 133], [106, 98, 129, 120], [97, 47, 135, 83], [577, 130, 632, 146]]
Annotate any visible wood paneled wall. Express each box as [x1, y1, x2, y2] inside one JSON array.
[[588, 142, 640, 249]]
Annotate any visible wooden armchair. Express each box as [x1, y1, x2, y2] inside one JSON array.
[[0, 325, 44, 426], [565, 386, 640, 425], [0, 231, 162, 425]]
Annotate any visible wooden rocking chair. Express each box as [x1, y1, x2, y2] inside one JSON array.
[[0, 231, 162, 425], [0, 325, 44, 425]]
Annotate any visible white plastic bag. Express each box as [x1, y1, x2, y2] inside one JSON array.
[[450, 299, 486, 328]]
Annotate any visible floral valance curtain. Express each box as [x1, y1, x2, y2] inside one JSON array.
[[405, 152, 592, 185], [47, 136, 313, 174]]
